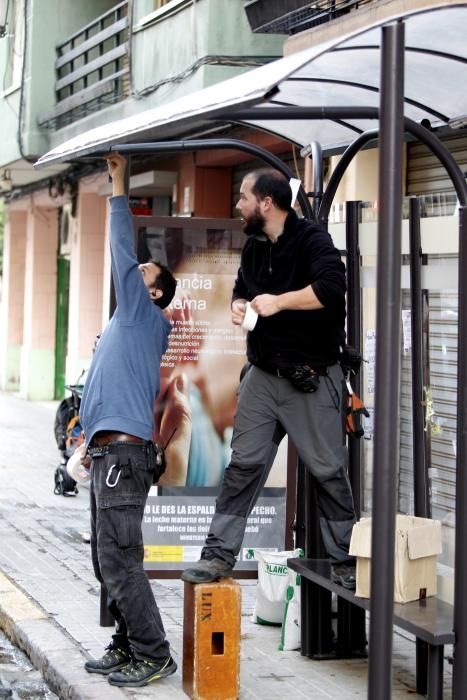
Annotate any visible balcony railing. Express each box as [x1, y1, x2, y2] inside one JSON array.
[[38, 1, 129, 129], [244, 0, 376, 35]]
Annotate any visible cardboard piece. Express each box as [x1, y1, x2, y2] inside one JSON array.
[[349, 515, 442, 603]]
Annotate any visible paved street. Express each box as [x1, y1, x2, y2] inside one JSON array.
[[0, 628, 57, 699], [0, 391, 451, 699]]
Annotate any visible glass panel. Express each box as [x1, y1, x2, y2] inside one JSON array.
[[351, 200, 458, 574]]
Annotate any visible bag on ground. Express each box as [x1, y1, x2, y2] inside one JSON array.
[[250, 548, 303, 625], [279, 571, 301, 651]]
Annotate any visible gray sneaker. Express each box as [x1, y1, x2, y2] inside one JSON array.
[[108, 656, 177, 688], [331, 563, 357, 590], [84, 645, 132, 675], [181, 558, 233, 583]]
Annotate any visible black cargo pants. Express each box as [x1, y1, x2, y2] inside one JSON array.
[[89, 442, 170, 662], [202, 364, 356, 566]]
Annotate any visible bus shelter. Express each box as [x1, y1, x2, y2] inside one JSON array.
[[36, 4, 467, 698]]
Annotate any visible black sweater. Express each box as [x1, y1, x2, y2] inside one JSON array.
[[232, 211, 346, 368]]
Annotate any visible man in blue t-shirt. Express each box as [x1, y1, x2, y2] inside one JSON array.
[[80, 153, 177, 689]]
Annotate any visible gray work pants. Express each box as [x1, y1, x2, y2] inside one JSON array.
[[202, 364, 355, 565]]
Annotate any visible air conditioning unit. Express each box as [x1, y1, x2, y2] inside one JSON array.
[[59, 203, 75, 256]]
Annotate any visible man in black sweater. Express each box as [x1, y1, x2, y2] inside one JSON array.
[[182, 168, 356, 589]]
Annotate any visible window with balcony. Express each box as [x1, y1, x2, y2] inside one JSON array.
[[2, 0, 24, 91], [244, 0, 376, 35], [37, 1, 129, 130]]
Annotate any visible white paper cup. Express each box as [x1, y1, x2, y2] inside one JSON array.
[[242, 302, 258, 331]]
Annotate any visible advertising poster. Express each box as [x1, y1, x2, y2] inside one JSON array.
[[135, 217, 288, 571]]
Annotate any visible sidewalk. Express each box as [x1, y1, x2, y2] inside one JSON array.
[[0, 391, 450, 699]]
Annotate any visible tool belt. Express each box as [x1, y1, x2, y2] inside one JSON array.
[[87, 442, 148, 459], [87, 434, 166, 484], [91, 431, 146, 446], [256, 362, 328, 393]]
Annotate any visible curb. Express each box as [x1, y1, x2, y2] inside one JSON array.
[[0, 572, 127, 700]]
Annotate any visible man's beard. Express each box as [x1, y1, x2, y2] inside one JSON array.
[[242, 206, 266, 237]]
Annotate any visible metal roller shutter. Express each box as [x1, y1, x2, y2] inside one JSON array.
[[399, 287, 458, 521], [426, 288, 458, 520], [400, 134, 465, 524], [399, 294, 415, 515], [407, 134, 467, 196]]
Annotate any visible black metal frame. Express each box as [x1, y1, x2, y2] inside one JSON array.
[[102, 138, 313, 220], [91, 18, 467, 699]]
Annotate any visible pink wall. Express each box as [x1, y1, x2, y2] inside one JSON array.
[[66, 190, 107, 370], [2, 210, 26, 344], [23, 206, 58, 351]]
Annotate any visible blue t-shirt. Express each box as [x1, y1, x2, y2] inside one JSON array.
[[80, 196, 171, 446]]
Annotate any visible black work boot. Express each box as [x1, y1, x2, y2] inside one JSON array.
[[181, 558, 233, 583], [84, 644, 132, 675], [331, 563, 357, 590], [107, 656, 177, 687]]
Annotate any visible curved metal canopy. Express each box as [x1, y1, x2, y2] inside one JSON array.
[[35, 2, 467, 168]]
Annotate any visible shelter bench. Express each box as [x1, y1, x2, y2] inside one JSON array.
[[288, 558, 453, 700]]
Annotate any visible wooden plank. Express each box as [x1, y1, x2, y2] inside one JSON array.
[[56, 17, 128, 69], [56, 1, 128, 48], [183, 579, 241, 700], [55, 44, 127, 92], [37, 70, 127, 124], [289, 558, 454, 645]]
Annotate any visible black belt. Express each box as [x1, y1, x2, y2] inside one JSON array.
[[255, 363, 329, 378], [91, 431, 146, 446], [88, 432, 149, 459], [255, 364, 290, 378], [88, 442, 149, 459]]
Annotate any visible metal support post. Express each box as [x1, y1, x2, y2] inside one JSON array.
[[409, 195, 431, 694], [409, 196, 430, 519], [337, 597, 367, 657], [453, 205, 467, 699], [345, 200, 363, 516], [367, 21, 405, 700], [427, 645, 444, 700], [295, 463, 333, 658], [341, 200, 367, 656]]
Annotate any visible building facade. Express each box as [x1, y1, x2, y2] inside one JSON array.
[[0, 0, 283, 399], [1, 0, 467, 584]]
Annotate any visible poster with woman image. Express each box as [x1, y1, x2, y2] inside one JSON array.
[[135, 217, 288, 570]]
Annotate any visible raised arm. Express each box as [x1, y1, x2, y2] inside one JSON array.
[[105, 154, 151, 322], [107, 154, 126, 197]]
